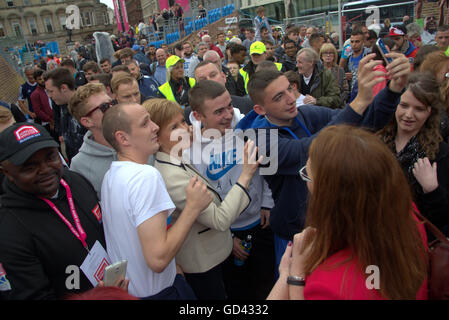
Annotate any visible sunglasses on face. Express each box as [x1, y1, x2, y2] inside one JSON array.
[[84, 100, 117, 117]]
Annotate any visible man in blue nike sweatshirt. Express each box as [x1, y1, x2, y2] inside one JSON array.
[[236, 53, 412, 271]]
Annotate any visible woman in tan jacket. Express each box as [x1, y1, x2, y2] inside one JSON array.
[[143, 98, 261, 300]]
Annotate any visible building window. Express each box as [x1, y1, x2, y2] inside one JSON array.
[[59, 15, 66, 30], [0, 24, 5, 38], [11, 21, 22, 38], [103, 12, 109, 25], [28, 18, 37, 35], [24, 0, 31, 5], [44, 17, 53, 33], [41, 0, 47, 3], [7, 1, 14, 7], [82, 12, 93, 26]]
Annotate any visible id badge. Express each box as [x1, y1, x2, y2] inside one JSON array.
[[80, 241, 111, 286]]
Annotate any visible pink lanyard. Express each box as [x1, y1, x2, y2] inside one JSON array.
[[40, 179, 89, 252]]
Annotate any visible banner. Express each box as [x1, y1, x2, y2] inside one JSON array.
[[119, 0, 129, 32], [112, 0, 122, 32]]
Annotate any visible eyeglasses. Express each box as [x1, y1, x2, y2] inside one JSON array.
[[299, 165, 312, 182], [84, 100, 117, 117]]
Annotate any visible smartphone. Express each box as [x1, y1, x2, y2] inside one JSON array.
[[103, 260, 127, 286], [376, 38, 393, 64]]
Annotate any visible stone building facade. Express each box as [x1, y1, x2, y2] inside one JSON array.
[[126, 0, 143, 28], [0, 0, 115, 55], [141, 0, 159, 24]]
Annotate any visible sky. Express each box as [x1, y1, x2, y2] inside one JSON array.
[[100, 0, 114, 9]]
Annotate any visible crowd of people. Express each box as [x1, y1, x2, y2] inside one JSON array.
[[0, 5, 449, 301]]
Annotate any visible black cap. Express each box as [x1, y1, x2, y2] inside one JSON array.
[[0, 122, 58, 165]]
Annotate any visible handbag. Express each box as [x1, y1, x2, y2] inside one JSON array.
[[414, 208, 449, 300]]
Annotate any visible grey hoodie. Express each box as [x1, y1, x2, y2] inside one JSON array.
[[70, 131, 117, 200], [186, 108, 274, 230]]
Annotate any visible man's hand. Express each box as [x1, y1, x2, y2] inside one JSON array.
[[260, 209, 270, 229], [345, 72, 352, 82], [303, 95, 317, 105], [349, 53, 385, 115]]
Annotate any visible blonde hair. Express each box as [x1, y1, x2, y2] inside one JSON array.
[[142, 98, 183, 130], [68, 83, 106, 123], [319, 43, 338, 66]]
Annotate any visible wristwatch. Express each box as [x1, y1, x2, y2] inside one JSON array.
[[287, 275, 306, 286]]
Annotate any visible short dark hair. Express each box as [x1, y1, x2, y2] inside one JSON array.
[[99, 58, 111, 64], [43, 67, 75, 91], [194, 60, 219, 74], [33, 68, 44, 79], [247, 70, 283, 105], [188, 80, 227, 114], [111, 65, 131, 74], [309, 33, 325, 46], [60, 59, 76, 69], [437, 24, 449, 33], [283, 39, 297, 48], [90, 73, 112, 89], [83, 61, 101, 73], [284, 70, 300, 88], [230, 43, 247, 56], [102, 103, 133, 152], [351, 29, 365, 37]]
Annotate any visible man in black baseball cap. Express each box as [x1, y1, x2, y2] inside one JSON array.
[[0, 122, 108, 299]]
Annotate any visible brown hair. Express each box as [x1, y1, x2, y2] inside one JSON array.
[[305, 125, 427, 299], [83, 61, 101, 74], [188, 79, 226, 114], [111, 73, 137, 93], [377, 72, 443, 160], [68, 83, 107, 123], [142, 98, 183, 132], [419, 51, 449, 82], [43, 68, 75, 91]]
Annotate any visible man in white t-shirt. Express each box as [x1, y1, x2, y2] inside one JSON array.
[[100, 102, 212, 299]]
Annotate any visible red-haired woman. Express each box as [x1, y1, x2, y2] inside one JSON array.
[[268, 125, 428, 300]]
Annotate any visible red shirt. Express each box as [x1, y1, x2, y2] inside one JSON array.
[[209, 43, 224, 59], [304, 213, 428, 300], [30, 85, 53, 122]]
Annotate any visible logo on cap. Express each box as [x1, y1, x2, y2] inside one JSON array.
[[14, 125, 41, 144]]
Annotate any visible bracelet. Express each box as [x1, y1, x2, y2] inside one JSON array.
[[287, 275, 306, 286]]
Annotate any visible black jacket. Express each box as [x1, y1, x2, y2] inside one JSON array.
[[414, 142, 449, 232], [0, 168, 106, 299]]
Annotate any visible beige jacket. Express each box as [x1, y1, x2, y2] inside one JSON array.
[[154, 151, 251, 273]]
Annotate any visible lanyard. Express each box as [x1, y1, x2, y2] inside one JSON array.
[[40, 179, 89, 252]]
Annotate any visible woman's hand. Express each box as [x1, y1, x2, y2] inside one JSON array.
[[290, 227, 317, 277], [413, 157, 439, 193]]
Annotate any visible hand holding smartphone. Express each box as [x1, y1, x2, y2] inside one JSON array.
[[103, 260, 127, 287], [376, 38, 393, 65]]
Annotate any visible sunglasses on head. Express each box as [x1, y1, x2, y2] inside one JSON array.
[[84, 100, 117, 117]]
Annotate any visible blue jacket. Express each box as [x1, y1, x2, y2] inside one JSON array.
[[138, 73, 160, 98], [235, 86, 402, 240]]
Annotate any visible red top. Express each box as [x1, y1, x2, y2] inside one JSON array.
[[304, 213, 428, 300], [30, 85, 53, 122]]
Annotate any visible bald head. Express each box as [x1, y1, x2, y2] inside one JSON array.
[[156, 48, 167, 65], [102, 103, 134, 152]]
